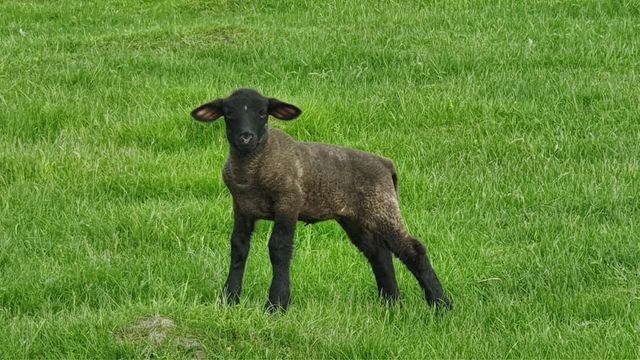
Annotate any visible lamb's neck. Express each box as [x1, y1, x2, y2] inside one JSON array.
[[227, 136, 271, 185]]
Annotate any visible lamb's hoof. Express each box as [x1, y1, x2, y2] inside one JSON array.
[[221, 288, 241, 305], [379, 290, 401, 306], [264, 300, 289, 314], [428, 294, 453, 311]]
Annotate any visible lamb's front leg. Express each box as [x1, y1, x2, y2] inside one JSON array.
[[223, 211, 256, 304], [266, 213, 297, 312]]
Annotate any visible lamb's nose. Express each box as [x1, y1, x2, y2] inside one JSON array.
[[238, 133, 254, 144]]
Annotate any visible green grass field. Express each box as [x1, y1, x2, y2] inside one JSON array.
[[1, 0, 639, 358]]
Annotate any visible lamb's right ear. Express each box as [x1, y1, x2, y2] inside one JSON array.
[[191, 99, 224, 122]]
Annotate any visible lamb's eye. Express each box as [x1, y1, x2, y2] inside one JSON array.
[[259, 111, 267, 119]]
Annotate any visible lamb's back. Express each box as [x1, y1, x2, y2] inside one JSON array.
[[295, 141, 396, 222]]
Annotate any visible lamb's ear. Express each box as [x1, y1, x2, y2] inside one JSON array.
[[268, 98, 302, 120], [191, 99, 224, 122]]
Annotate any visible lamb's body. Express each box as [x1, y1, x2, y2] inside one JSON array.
[[225, 129, 399, 226], [192, 88, 450, 311]]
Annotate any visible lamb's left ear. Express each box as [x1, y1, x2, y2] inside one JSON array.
[[268, 98, 302, 120], [191, 99, 223, 122]]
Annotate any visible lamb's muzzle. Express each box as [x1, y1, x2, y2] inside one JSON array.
[[191, 88, 452, 312]]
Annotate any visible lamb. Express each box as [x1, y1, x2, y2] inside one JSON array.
[[191, 88, 452, 312]]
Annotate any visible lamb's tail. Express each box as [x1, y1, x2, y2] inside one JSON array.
[[380, 157, 399, 196], [391, 172, 398, 196]]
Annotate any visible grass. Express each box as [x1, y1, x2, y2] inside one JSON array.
[[1, 0, 639, 358]]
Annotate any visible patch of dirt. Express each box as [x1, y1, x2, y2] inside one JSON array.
[[116, 315, 206, 359], [123, 315, 176, 344]]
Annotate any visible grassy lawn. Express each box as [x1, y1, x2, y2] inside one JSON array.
[[1, 0, 639, 358]]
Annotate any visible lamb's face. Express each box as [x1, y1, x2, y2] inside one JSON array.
[[191, 88, 302, 155], [222, 90, 270, 153]]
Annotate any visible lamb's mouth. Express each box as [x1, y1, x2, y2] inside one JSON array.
[[233, 141, 258, 153]]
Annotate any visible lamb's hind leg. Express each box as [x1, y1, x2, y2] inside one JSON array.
[[387, 231, 452, 309], [339, 220, 399, 302]]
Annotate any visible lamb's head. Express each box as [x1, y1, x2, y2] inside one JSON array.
[[191, 88, 302, 154]]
